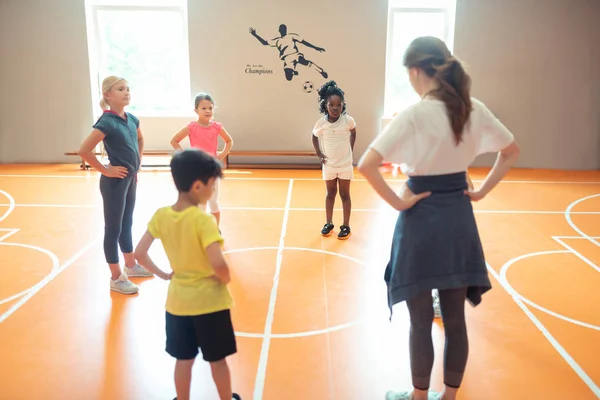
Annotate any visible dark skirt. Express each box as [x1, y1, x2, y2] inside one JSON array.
[[384, 171, 491, 316]]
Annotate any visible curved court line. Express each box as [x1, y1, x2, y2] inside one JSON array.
[[224, 245, 365, 339], [487, 263, 600, 397], [0, 289, 32, 305], [500, 250, 600, 331], [565, 194, 600, 248], [236, 321, 361, 339], [489, 192, 600, 396], [0, 236, 100, 324], [224, 246, 366, 265], [0, 189, 16, 223], [0, 242, 60, 310], [553, 237, 600, 274]]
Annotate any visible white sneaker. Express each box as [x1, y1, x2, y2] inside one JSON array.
[[385, 391, 440, 400], [386, 391, 412, 400], [110, 273, 139, 294], [124, 263, 153, 278]]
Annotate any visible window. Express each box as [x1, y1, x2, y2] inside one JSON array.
[[84, 0, 191, 116], [383, 0, 457, 117]]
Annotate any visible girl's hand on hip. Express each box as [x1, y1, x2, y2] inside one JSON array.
[[396, 182, 431, 210], [464, 189, 486, 202], [104, 164, 128, 178]]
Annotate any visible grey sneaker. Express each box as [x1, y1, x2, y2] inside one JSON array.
[[385, 391, 440, 400], [124, 264, 153, 278], [110, 273, 139, 295]]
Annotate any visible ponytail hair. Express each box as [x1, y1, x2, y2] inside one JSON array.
[[403, 37, 472, 144], [99, 76, 126, 111]]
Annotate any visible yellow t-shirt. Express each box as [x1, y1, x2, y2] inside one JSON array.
[[147, 205, 233, 316]]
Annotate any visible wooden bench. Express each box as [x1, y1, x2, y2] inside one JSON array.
[[65, 149, 320, 170], [225, 150, 319, 169], [64, 150, 173, 169]]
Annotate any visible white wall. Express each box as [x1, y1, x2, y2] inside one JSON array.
[[186, 0, 389, 165], [1, 0, 599, 169], [136, 116, 194, 150], [0, 0, 93, 163], [456, 0, 600, 169]]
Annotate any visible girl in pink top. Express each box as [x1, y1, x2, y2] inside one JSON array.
[[171, 93, 233, 227]]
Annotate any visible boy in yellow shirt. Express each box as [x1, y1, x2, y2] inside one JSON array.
[[134, 149, 241, 400]]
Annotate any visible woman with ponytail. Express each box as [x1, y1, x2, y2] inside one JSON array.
[[358, 37, 520, 400], [79, 76, 152, 295]]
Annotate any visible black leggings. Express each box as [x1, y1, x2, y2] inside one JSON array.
[[99, 174, 137, 264], [407, 288, 468, 390]]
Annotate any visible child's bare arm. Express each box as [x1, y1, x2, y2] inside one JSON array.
[[217, 127, 233, 160], [170, 126, 190, 150], [206, 242, 231, 284], [466, 172, 474, 191], [134, 231, 172, 280], [312, 135, 326, 163]]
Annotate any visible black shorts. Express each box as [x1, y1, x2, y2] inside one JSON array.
[[165, 309, 237, 362]]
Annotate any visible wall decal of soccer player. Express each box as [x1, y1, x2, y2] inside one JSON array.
[[249, 24, 329, 81]]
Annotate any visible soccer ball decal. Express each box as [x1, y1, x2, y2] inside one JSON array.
[[302, 81, 314, 93]]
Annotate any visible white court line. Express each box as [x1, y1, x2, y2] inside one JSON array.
[[2, 203, 599, 215], [490, 193, 600, 396], [552, 237, 600, 274], [0, 289, 33, 306], [0, 235, 101, 324], [0, 174, 96, 179], [1, 173, 600, 185], [554, 236, 600, 240], [0, 203, 100, 208], [283, 208, 600, 215], [487, 263, 600, 397], [235, 321, 360, 339], [253, 179, 294, 400], [499, 250, 600, 330], [565, 194, 600, 248], [0, 190, 16, 223], [0, 228, 19, 242]]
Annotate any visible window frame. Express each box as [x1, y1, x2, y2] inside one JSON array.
[[85, 1, 192, 118]]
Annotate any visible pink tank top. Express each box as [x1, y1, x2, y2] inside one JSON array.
[[187, 120, 222, 156]]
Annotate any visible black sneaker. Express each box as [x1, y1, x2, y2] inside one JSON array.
[[321, 223, 334, 237], [337, 225, 351, 240]]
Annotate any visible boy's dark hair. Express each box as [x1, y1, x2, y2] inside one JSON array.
[[170, 149, 223, 192], [317, 80, 346, 115]]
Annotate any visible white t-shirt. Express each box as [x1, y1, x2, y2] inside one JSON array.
[[369, 98, 515, 176], [312, 114, 356, 169]]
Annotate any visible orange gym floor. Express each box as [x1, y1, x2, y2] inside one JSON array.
[[0, 164, 599, 400]]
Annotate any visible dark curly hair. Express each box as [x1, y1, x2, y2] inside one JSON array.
[[317, 80, 346, 115]]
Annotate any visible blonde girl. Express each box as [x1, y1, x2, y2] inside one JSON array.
[[79, 76, 152, 295]]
